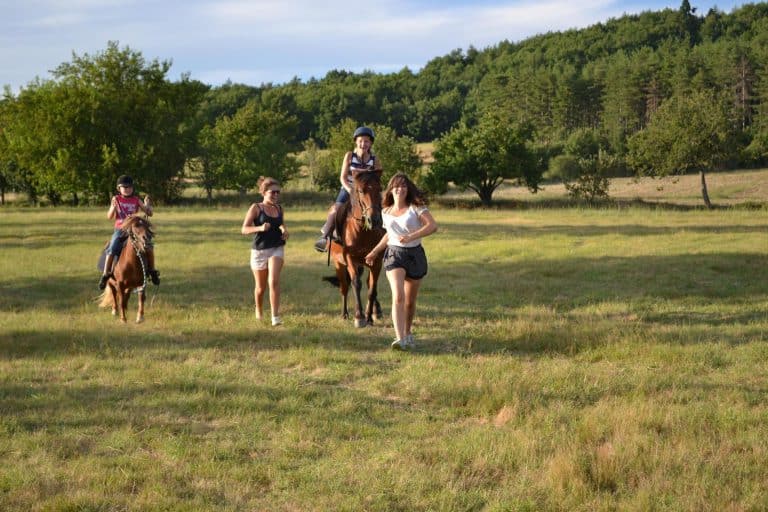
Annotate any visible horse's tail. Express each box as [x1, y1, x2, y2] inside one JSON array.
[[98, 289, 114, 308], [322, 276, 340, 288]]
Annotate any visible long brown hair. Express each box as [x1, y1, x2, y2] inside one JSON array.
[[382, 173, 427, 208]]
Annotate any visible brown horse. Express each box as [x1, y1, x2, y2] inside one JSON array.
[[98, 216, 155, 323], [327, 171, 385, 327]]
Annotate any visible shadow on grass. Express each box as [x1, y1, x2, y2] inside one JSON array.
[[440, 222, 766, 242], [2, 250, 766, 357], [0, 368, 412, 435]]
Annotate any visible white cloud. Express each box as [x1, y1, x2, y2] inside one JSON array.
[[0, 0, 744, 90]]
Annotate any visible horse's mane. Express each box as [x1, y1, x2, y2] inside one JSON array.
[[353, 171, 382, 187], [121, 216, 153, 252]]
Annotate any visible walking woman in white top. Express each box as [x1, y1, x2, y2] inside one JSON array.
[[365, 173, 437, 350]]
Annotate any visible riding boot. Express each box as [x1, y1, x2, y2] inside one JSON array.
[[314, 231, 330, 252], [314, 209, 336, 252], [145, 250, 160, 285], [99, 254, 115, 290]]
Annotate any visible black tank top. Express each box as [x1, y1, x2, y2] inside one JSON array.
[[251, 203, 285, 250]]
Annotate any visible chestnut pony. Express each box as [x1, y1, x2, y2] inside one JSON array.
[[98, 216, 155, 323], [327, 171, 385, 327]]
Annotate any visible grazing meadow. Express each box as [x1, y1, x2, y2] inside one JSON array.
[[1, 182, 767, 510]]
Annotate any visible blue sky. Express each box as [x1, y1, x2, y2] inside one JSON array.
[[1, 0, 747, 92]]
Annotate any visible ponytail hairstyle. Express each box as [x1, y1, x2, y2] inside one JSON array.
[[258, 176, 281, 196]]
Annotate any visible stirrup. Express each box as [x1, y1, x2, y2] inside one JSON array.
[[149, 270, 160, 286]]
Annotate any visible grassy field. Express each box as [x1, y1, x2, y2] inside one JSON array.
[[1, 198, 767, 510]]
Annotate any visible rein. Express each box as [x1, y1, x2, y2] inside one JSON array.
[[127, 228, 148, 291]]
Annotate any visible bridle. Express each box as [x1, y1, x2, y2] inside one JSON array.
[[349, 179, 381, 231], [126, 219, 149, 290]]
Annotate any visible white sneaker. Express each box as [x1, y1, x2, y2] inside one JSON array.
[[271, 316, 282, 326], [391, 339, 404, 351], [404, 334, 415, 349]]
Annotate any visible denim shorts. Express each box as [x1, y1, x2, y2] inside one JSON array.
[[334, 187, 350, 203], [107, 229, 127, 256], [383, 245, 428, 280]]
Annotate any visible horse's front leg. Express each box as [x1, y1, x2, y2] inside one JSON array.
[[116, 285, 129, 323], [365, 261, 382, 324], [350, 265, 366, 328], [136, 288, 145, 323], [108, 283, 118, 317]]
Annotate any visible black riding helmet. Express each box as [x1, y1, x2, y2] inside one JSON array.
[[116, 175, 134, 187], [353, 126, 375, 142]]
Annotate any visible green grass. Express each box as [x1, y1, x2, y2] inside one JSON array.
[[1, 205, 767, 510]]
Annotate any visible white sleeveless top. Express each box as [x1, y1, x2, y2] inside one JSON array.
[[382, 205, 428, 248]]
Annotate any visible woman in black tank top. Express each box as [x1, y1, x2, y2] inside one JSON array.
[[241, 177, 289, 326]]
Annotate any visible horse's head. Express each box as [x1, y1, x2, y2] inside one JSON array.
[[121, 215, 154, 252], [351, 171, 383, 230]]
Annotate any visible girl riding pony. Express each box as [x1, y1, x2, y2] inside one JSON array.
[[98, 175, 160, 289]]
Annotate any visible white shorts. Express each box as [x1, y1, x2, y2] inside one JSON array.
[[250, 246, 284, 271]]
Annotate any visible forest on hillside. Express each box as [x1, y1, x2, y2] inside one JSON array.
[[2, 1, 768, 206]]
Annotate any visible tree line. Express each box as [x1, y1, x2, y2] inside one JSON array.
[[2, 1, 768, 207]]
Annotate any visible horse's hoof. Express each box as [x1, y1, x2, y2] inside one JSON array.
[[354, 319, 367, 328], [136, 316, 144, 324], [111, 309, 117, 316]]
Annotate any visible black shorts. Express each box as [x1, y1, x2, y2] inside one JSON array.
[[383, 245, 428, 280]]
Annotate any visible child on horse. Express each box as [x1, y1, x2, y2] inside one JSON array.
[[314, 126, 383, 252], [98, 175, 160, 290]]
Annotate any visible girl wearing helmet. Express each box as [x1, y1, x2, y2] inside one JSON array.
[[314, 126, 383, 252], [98, 175, 159, 289]]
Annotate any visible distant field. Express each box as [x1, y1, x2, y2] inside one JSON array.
[[416, 142, 768, 207], [1, 203, 767, 510], [475, 168, 768, 207]]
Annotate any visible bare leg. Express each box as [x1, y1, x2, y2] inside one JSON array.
[[267, 256, 283, 320], [403, 277, 422, 337], [386, 268, 407, 342], [252, 268, 268, 320]]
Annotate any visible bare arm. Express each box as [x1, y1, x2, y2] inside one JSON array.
[[398, 210, 437, 245], [138, 195, 153, 217], [339, 152, 352, 193], [241, 203, 269, 235], [107, 196, 118, 220], [364, 232, 390, 266], [279, 216, 289, 240]]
